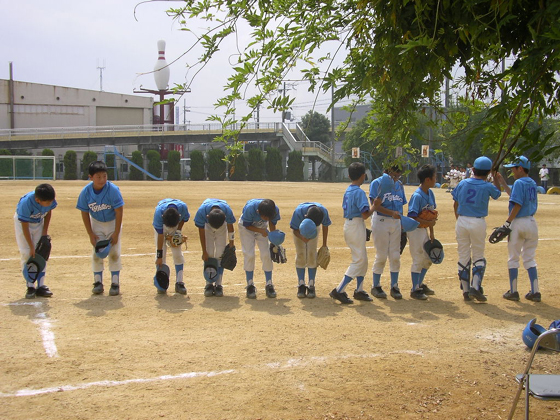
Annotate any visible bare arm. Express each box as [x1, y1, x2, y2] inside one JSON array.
[[198, 227, 208, 261], [81, 211, 97, 246], [110, 206, 123, 246]]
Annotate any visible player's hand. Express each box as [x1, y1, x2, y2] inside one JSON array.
[[392, 211, 401, 219], [201, 250, 209, 261], [260, 229, 269, 237], [109, 234, 119, 246], [29, 248, 36, 258], [155, 257, 163, 266], [89, 233, 98, 247]]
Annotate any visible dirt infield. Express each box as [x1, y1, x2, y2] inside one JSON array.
[[1, 180, 559, 420]]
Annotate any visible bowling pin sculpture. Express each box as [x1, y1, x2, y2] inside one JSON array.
[[154, 40, 170, 91]]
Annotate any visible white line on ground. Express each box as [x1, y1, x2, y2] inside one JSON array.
[[3, 302, 58, 358], [0, 350, 423, 398]]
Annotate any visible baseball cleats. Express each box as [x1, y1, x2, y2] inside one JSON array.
[[390, 286, 403, 300], [420, 283, 435, 295], [410, 289, 428, 300], [214, 285, 224, 297], [265, 284, 277, 298], [246, 284, 257, 299], [503, 290, 520, 301], [353, 290, 373, 301], [175, 282, 187, 295], [329, 288, 353, 304], [25, 287, 36, 299], [525, 291, 541, 302], [371, 286, 387, 299], [468, 287, 487, 302], [36, 286, 53, 298], [297, 284, 308, 298], [307, 285, 316, 299], [92, 282, 104, 295], [204, 283, 215, 297], [109, 283, 120, 296], [463, 292, 472, 301]]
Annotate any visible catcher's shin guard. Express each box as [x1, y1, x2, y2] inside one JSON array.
[[458, 260, 471, 292]]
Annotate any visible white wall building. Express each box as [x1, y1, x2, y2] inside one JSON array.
[[0, 79, 153, 130]]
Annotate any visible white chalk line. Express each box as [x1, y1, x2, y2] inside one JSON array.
[[3, 302, 58, 358], [1, 237, 559, 263], [0, 350, 423, 398]]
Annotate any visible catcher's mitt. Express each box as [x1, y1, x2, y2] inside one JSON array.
[[489, 222, 511, 244], [317, 246, 330, 270], [220, 244, 237, 271], [166, 230, 187, 249], [270, 243, 287, 264], [399, 231, 408, 255], [417, 209, 438, 228], [35, 235, 52, 260]]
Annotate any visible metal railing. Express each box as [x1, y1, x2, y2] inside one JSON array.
[[0, 122, 295, 141]]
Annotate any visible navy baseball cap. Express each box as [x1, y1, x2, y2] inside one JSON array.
[[504, 155, 530, 169], [473, 156, 492, 170]]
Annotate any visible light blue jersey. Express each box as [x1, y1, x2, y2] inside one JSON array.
[[16, 192, 57, 223], [407, 187, 436, 218], [369, 177, 407, 216], [194, 198, 236, 228], [152, 198, 190, 233], [76, 181, 124, 222], [342, 185, 370, 219], [452, 178, 501, 217], [241, 199, 280, 227], [509, 177, 538, 217], [289, 202, 332, 229]]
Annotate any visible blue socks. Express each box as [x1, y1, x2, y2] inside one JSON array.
[[111, 271, 120, 285], [390, 272, 399, 288], [372, 273, 381, 288], [296, 268, 305, 285], [508, 268, 518, 292], [527, 266, 539, 293], [411, 272, 420, 291], [356, 276, 364, 292], [264, 271, 273, 286], [336, 275, 353, 293], [245, 270, 254, 286]]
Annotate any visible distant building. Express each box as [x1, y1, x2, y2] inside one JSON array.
[[0, 79, 153, 130], [333, 104, 371, 127]]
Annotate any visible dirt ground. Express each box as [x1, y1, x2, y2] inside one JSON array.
[[1, 179, 559, 420]]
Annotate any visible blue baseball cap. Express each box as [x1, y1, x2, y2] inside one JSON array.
[[268, 230, 285, 246], [473, 156, 492, 171], [95, 239, 112, 259], [504, 156, 530, 170], [299, 218, 318, 239]]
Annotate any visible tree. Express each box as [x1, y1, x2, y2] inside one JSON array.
[[63, 150, 78, 180], [265, 147, 283, 181], [129, 150, 144, 180], [168, 1, 560, 168], [190, 150, 205, 180], [146, 150, 162, 181], [229, 153, 247, 181], [286, 150, 304, 181], [0, 149, 11, 178], [207, 148, 226, 180], [167, 150, 181, 180], [301, 111, 331, 145], [247, 148, 265, 181], [41, 149, 54, 179], [81, 151, 98, 180]]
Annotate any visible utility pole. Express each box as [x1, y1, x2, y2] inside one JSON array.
[[331, 84, 336, 182], [97, 59, 106, 92]]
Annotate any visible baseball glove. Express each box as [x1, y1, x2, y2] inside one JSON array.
[[317, 245, 330, 270], [489, 222, 511, 244], [366, 228, 372, 241], [399, 231, 408, 255], [166, 230, 187, 249], [270, 243, 287, 264], [220, 244, 237, 271], [417, 209, 438, 228], [35, 235, 52, 260]]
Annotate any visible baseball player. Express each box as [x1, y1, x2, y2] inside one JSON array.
[[494, 156, 540, 302], [238, 198, 281, 299], [330, 162, 375, 304], [153, 198, 190, 295], [452, 156, 501, 302], [76, 161, 124, 296], [369, 166, 407, 300], [290, 202, 332, 298], [14, 184, 57, 299], [194, 199, 236, 297], [407, 164, 438, 300]]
